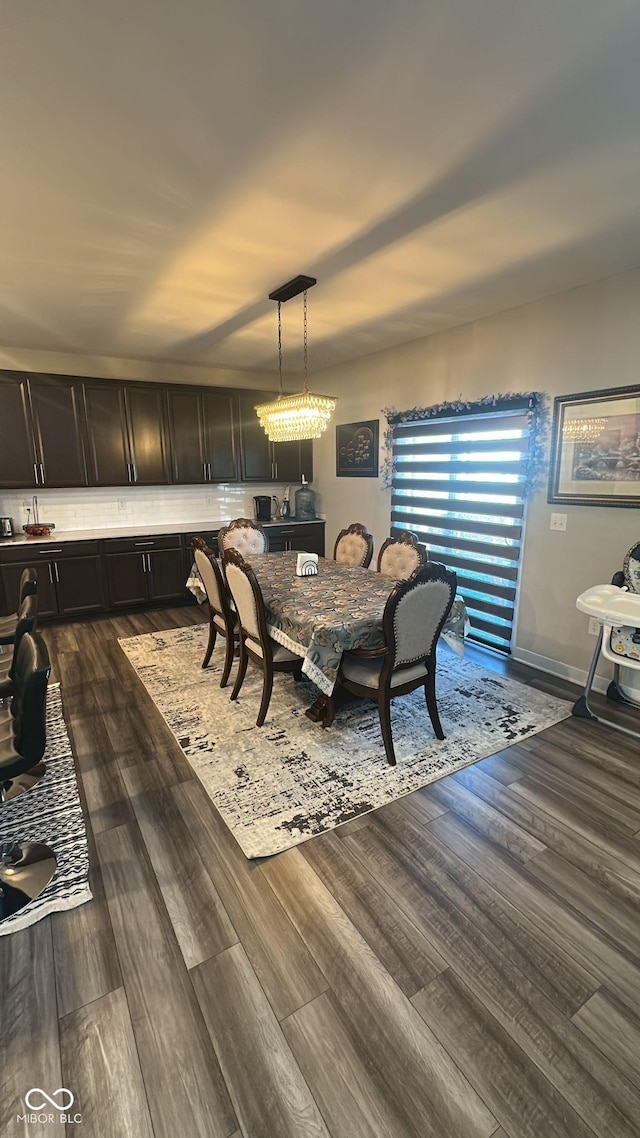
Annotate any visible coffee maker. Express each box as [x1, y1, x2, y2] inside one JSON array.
[[254, 495, 271, 522]]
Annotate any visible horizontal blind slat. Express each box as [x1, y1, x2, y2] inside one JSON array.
[[395, 459, 527, 477], [424, 548, 519, 581], [391, 494, 524, 519], [391, 507, 522, 541], [393, 477, 526, 500], [393, 436, 528, 456], [393, 410, 530, 438]]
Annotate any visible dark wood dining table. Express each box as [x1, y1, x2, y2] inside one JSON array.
[[245, 551, 467, 725]]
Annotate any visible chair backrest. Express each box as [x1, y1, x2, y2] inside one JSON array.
[[191, 537, 229, 618], [8, 594, 39, 679], [382, 561, 457, 674], [10, 631, 51, 764], [19, 567, 38, 602], [223, 548, 270, 655], [333, 523, 374, 569], [377, 531, 426, 580], [217, 518, 269, 557]]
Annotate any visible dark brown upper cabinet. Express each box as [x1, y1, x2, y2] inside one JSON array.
[[83, 382, 132, 485], [0, 373, 38, 487], [125, 385, 170, 485], [238, 390, 314, 484], [30, 376, 88, 487], [238, 390, 277, 481], [167, 387, 237, 484], [84, 382, 169, 486]]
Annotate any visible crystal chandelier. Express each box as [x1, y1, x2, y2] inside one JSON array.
[[255, 275, 337, 442], [562, 416, 608, 443]]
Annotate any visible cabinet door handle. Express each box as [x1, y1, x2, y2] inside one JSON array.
[[127, 463, 132, 483], [141, 553, 147, 573], [146, 553, 152, 572], [48, 563, 54, 583], [203, 462, 207, 481], [54, 561, 60, 583], [274, 461, 278, 481], [207, 462, 212, 480], [39, 462, 45, 484], [33, 462, 40, 485]]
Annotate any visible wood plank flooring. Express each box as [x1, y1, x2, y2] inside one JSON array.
[[3, 606, 640, 1137]]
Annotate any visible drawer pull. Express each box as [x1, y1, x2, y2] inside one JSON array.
[[39, 548, 62, 554], [135, 541, 155, 547]]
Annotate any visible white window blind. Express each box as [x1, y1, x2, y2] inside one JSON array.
[[391, 398, 532, 652]]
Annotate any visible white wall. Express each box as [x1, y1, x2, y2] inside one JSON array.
[[312, 269, 640, 681]]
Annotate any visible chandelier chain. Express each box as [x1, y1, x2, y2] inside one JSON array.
[[303, 289, 308, 391], [277, 301, 283, 398]]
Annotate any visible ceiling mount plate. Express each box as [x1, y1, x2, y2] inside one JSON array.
[[268, 275, 317, 304]]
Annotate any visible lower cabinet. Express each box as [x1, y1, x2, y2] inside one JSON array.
[[103, 541, 186, 608], [0, 555, 105, 618], [267, 523, 325, 556]]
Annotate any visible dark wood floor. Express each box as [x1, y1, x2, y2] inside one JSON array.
[[3, 606, 640, 1138]]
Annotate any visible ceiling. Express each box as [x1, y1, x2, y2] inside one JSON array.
[[2, 0, 640, 376]]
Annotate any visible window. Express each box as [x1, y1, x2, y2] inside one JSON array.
[[391, 397, 533, 653]]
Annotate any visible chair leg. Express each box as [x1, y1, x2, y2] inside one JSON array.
[[378, 692, 396, 765], [230, 641, 248, 701], [220, 633, 235, 689], [424, 657, 445, 740], [293, 664, 303, 682], [257, 664, 274, 727], [202, 616, 217, 669]]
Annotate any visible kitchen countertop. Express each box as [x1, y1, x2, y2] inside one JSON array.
[[0, 517, 324, 547]]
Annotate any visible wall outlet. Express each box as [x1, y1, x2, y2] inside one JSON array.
[[550, 512, 567, 531], [117, 499, 127, 511], [588, 617, 601, 636], [205, 494, 215, 507]]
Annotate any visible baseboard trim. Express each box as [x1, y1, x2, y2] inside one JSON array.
[[511, 646, 610, 695]]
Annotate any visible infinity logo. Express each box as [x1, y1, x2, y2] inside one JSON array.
[[25, 1088, 75, 1111]]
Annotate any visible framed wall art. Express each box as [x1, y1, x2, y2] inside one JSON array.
[[336, 419, 379, 477], [549, 384, 640, 507]]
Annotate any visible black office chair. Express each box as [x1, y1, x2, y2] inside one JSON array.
[[0, 631, 50, 799], [0, 568, 37, 642], [0, 594, 38, 694], [0, 631, 55, 922]]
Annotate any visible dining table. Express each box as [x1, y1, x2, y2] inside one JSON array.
[[241, 551, 468, 725]]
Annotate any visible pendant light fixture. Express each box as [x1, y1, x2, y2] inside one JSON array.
[[255, 275, 337, 442]]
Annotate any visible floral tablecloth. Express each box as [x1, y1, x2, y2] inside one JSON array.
[[241, 552, 467, 695]]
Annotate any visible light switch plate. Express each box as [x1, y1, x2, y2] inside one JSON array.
[[117, 499, 127, 511], [588, 617, 601, 636], [550, 512, 567, 531]]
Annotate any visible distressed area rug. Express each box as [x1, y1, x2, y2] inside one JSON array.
[[118, 624, 572, 858], [0, 684, 92, 934]]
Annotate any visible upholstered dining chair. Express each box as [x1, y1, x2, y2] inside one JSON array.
[[377, 530, 426, 580], [0, 594, 38, 697], [217, 518, 269, 557], [336, 561, 457, 765], [333, 523, 374, 569], [223, 547, 303, 726], [191, 537, 238, 687]]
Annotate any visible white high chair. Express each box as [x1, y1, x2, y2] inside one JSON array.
[[574, 540, 640, 739]]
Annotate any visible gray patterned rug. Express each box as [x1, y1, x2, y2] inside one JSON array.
[[0, 684, 92, 934], [118, 625, 571, 858]]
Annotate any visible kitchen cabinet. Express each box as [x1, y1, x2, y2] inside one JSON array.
[[168, 388, 237, 484], [267, 522, 325, 556], [0, 546, 105, 618], [103, 535, 185, 607], [0, 374, 38, 488], [83, 383, 131, 486], [238, 391, 313, 483], [125, 385, 170, 485], [84, 382, 170, 486], [30, 377, 88, 487]]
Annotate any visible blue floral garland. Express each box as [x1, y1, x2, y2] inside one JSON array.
[[380, 391, 547, 493]]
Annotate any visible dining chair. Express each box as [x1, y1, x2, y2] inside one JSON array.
[[377, 530, 426, 580], [191, 537, 238, 687], [223, 547, 303, 726], [333, 522, 374, 569], [336, 561, 457, 765], [217, 518, 269, 556]]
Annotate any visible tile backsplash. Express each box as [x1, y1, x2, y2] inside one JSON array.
[[0, 483, 299, 533]]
